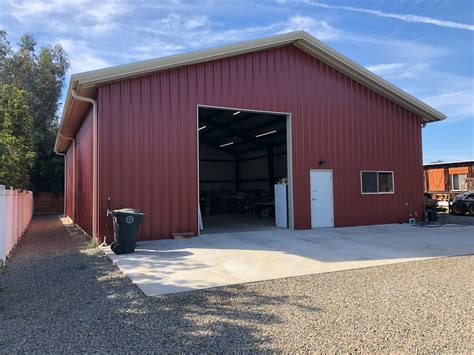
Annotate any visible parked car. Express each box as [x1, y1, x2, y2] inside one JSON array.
[[450, 191, 474, 216]]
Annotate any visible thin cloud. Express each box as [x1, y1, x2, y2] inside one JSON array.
[[422, 90, 474, 122], [301, 0, 474, 31], [367, 62, 430, 79], [55, 38, 111, 73], [6, 0, 129, 28], [132, 14, 341, 59], [277, 15, 340, 40]]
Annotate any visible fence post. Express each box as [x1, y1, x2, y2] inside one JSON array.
[[29, 192, 33, 225], [29, 192, 32, 223], [12, 189, 15, 254], [9, 188, 13, 258], [23, 192, 27, 233], [0, 185, 5, 267], [16, 190, 20, 239], [20, 192, 24, 234], [5, 189, 11, 263]]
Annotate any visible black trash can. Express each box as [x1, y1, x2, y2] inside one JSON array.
[[110, 208, 145, 255]]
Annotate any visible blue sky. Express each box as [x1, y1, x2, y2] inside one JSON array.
[[1, 0, 473, 163]]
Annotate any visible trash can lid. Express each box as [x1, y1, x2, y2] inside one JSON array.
[[116, 208, 140, 212], [112, 208, 143, 216]]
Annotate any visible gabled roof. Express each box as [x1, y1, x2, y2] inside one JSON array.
[[55, 30, 446, 152]]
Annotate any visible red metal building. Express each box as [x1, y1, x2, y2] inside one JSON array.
[[55, 31, 445, 243]]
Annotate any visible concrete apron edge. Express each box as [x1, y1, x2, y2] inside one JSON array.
[[100, 246, 471, 297]]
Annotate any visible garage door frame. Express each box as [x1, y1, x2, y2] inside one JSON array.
[[196, 104, 294, 235]]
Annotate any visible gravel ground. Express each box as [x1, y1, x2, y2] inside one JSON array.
[[0, 215, 472, 353]]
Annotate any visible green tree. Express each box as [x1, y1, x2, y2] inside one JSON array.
[[29, 45, 70, 193], [0, 32, 69, 192], [0, 84, 35, 189], [0, 31, 10, 68]]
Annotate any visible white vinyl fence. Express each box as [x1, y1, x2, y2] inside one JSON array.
[[0, 185, 33, 267]]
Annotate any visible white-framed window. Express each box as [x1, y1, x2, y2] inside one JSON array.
[[361, 171, 394, 194], [451, 174, 467, 191]]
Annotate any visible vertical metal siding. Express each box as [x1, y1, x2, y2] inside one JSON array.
[[66, 108, 93, 235], [96, 45, 423, 242], [65, 146, 73, 218]]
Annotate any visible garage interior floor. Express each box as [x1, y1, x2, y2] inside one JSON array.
[[201, 214, 277, 234], [103, 223, 474, 296]]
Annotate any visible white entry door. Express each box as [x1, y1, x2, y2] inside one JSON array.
[[310, 170, 334, 228]]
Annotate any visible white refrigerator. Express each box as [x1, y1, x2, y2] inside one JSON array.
[[274, 183, 288, 228]]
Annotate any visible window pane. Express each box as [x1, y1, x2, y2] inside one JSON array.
[[452, 174, 460, 190], [378, 172, 393, 193], [460, 174, 467, 190], [362, 172, 378, 193]]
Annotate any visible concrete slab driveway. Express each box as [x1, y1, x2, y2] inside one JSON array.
[[103, 224, 474, 296]]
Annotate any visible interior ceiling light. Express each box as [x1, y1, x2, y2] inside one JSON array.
[[198, 125, 207, 131], [219, 141, 234, 147], [233, 111, 241, 116], [256, 130, 277, 138]]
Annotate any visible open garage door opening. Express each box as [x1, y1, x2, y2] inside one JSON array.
[[198, 106, 292, 234]]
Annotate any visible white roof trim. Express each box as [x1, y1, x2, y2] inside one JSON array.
[[424, 160, 474, 167], [55, 30, 446, 152]]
